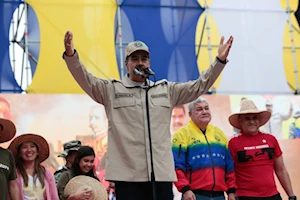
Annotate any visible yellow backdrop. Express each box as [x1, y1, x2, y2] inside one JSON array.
[[26, 0, 120, 93]]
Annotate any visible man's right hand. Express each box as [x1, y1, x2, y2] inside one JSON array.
[[64, 31, 74, 56], [183, 190, 196, 200]]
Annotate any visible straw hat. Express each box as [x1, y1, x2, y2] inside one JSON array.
[[64, 175, 107, 200], [8, 133, 49, 162], [0, 118, 16, 143], [229, 100, 271, 129]]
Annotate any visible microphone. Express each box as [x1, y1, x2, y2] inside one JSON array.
[[144, 68, 155, 76], [134, 65, 155, 78], [133, 67, 145, 78]]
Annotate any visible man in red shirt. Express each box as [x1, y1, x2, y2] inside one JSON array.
[[228, 100, 296, 200]]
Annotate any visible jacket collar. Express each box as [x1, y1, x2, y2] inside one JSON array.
[[189, 120, 212, 134], [112, 74, 167, 88]]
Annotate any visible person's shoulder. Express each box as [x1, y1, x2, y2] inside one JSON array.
[[57, 170, 72, 181], [228, 133, 242, 142], [0, 148, 13, 156], [208, 124, 225, 137], [260, 132, 276, 138], [259, 132, 279, 143], [172, 125, 190, 143], [63, 169, 73, 177], [0, 147, 8, 152], [209, 124, 224, 134], [172, 127, 186, 139], [176, 124, 190, 135], [156, 79, 168, 84], [54, 167, 68, 175], [44, 167, 55, 176]]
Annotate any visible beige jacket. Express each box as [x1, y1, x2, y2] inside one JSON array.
[[64, 52, 226, 182]]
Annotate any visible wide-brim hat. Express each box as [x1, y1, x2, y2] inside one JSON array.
[[64, 175, 107, 200], [8, 133, 49, 163], [229, 100, 271, 129], [0, 118, 16, 143]]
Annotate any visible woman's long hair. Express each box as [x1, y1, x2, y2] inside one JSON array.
[[71, 146, 99, 181], [16, 143, 46, 187]]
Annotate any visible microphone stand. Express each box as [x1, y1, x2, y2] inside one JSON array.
[[144, 75, 157, 200]]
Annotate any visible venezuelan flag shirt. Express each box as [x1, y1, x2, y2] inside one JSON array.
[[172, 120, 236, 193]]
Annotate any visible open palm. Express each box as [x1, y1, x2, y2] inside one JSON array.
[[218, 36, 234, 61]]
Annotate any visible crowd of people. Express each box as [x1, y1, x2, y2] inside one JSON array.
[[0, 34, 298, 200]]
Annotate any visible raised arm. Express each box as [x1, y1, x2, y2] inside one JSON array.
[[170, 36, 234, 106], [63, 31, 109, 105], [280, 102, 293, 121]]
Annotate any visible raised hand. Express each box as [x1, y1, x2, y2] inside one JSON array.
[[217, 36, 234, 61], [64, 31, 74, 56]]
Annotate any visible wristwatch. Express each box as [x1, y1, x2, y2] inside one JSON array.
[[289, 195, 297, 200]]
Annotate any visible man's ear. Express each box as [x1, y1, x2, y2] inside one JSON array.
[[125, 59, 129, 71]]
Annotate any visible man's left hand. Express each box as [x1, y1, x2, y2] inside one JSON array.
[[217, 36, 234, 61]]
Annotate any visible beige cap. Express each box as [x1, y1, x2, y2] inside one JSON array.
[[125, 41, 150, 58]]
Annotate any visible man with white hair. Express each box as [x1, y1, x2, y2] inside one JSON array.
[[172, 98, 236, 200]]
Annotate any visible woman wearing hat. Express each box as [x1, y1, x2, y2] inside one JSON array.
[[8, 133, 59, 199], [228, 100, 296, 200], [57, 146, 102, 200]]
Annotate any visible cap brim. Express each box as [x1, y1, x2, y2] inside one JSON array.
[[126, 49, 150, 58], [58, 147, 79, 157]]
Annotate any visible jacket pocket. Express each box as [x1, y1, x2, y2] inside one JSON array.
[[113, 96, 135, 108], [150, 95, 171, 123], [113, 97, 137, 123]]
